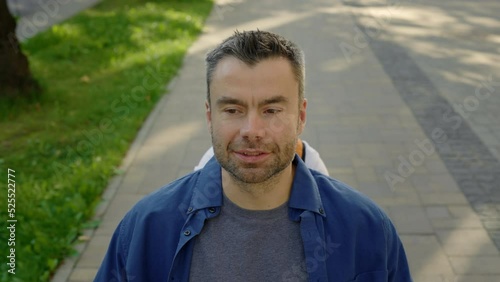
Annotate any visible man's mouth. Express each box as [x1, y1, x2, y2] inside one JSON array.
[[240, 151, 265, 156], [233, 149, 270, 162]]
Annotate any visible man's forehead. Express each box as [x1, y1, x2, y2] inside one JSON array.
[[209, 56, 299, 105], [213, 56, 293, 76], [215, 95, 290, 106]]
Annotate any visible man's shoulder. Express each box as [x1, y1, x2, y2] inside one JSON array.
[[310, 170, 387, 221]]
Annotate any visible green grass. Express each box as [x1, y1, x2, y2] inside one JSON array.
[[0, 0, 213, 280]]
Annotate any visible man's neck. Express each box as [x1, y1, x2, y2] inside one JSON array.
[[221, 165, 295, 210]]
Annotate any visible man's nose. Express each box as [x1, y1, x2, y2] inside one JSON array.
[[240, 112, 266, 140]]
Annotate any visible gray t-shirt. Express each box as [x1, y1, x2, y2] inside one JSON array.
[[189, 194, 308, 282]]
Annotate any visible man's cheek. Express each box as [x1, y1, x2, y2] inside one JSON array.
[[268, 114, 294, 134]]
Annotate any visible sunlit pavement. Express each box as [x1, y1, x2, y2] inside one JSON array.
[[39, 0, 500, 281]]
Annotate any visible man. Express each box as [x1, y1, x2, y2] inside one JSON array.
[[95, 30, 412, 281], [194, 138, 330, 176]]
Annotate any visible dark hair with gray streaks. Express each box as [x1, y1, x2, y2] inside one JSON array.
[[205, 30, 305, 105]]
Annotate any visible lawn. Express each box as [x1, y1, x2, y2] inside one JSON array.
[[0, 0, 213, 280]]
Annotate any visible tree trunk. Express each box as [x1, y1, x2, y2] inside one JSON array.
[[0, 0, 40, 98]]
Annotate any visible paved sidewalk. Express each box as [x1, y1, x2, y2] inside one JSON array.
[[53, 0, 500, 281]]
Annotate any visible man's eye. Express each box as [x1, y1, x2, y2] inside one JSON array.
[[265, 109, 281, 114], [224, 108, 239, 114]]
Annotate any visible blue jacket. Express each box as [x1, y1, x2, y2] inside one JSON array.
[[95, 156, 412, 281]]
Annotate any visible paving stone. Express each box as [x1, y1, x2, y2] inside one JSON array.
[[453, 276, 500, 282], [436, 229, 499, 256], [426, 206, 451, 219], [140, 166, 179, 192], [54, 0, 500, 280], [117, 167, 147, 194], [132, 144, 166, 167], [400, 235, 455, 278], [321, 156, 354, 168], [354, 166, 379, 182], [430, 216, 484, 229], [104, 194, 143, 220], [68, 268, 98, 282], [330, 173, 358, 189], [329, 167, 354, 175], [317, 144, 357, 158], [352, 157, 393, 167], [420, 193, 469, 205], [93, 195, 144, 236], [449, 256, 500, 275], [93, 220, 120, 237], [371, 195, 421, 207], [177, 168, 195, 179], [425, 159, 452, 174], [355, 143, 389, 158], [357, 181, 394, 197], [75, 235, 111, 268], [416, 274, 500, 282], [357, 127, 385, 142], [388, 206, 434, 234], [357, 3, 500, 251], [413, 177, 462, 193]]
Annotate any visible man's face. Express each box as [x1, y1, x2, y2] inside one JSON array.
[[206, 56, 307, 184]]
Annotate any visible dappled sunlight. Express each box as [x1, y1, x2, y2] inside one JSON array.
[[106, 40, 185, 71], [340, 1, 500, 279], [440, 229, 498, 257], [353, 4, 499, 76], [459, 51, 500, 66], [388, 25, 441, 37], [143, 120, 203, 147], [190, 7, 332, 55], [466, 15, 500, 28], [315, 5, 351, 15], [320, 56, 364, 73], [130, 118, 206, 172], [415, 208, 499, 279], [50, 23, 86, 39], [31, 0, 499, 280], [440, 70, 490, 87], [413, 245, 454, 280]]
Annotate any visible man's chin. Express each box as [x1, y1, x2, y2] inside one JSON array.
[[230, 168, 274, 184]]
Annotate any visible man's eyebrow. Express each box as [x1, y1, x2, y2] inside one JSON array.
[[258, 95, 289, 107], [215, 96, 247, 107], [215, 95, 289, 107]]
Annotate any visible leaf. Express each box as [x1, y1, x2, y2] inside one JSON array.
[[78, 235, 91, 241], [80, 75, 91, 83]]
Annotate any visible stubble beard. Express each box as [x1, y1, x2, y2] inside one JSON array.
[[211, 131, 297, 187]]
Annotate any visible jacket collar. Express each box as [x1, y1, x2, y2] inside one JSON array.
[[192, 154, 324, 217], [190, 156, 224, 212], [288, 155, 325, 217]]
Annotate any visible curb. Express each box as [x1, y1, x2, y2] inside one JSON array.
[[51, 77, 178, 282]]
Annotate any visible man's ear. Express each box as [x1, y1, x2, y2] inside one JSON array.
[[205, 100, 212, 129], [298, 98, 307, 134]]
